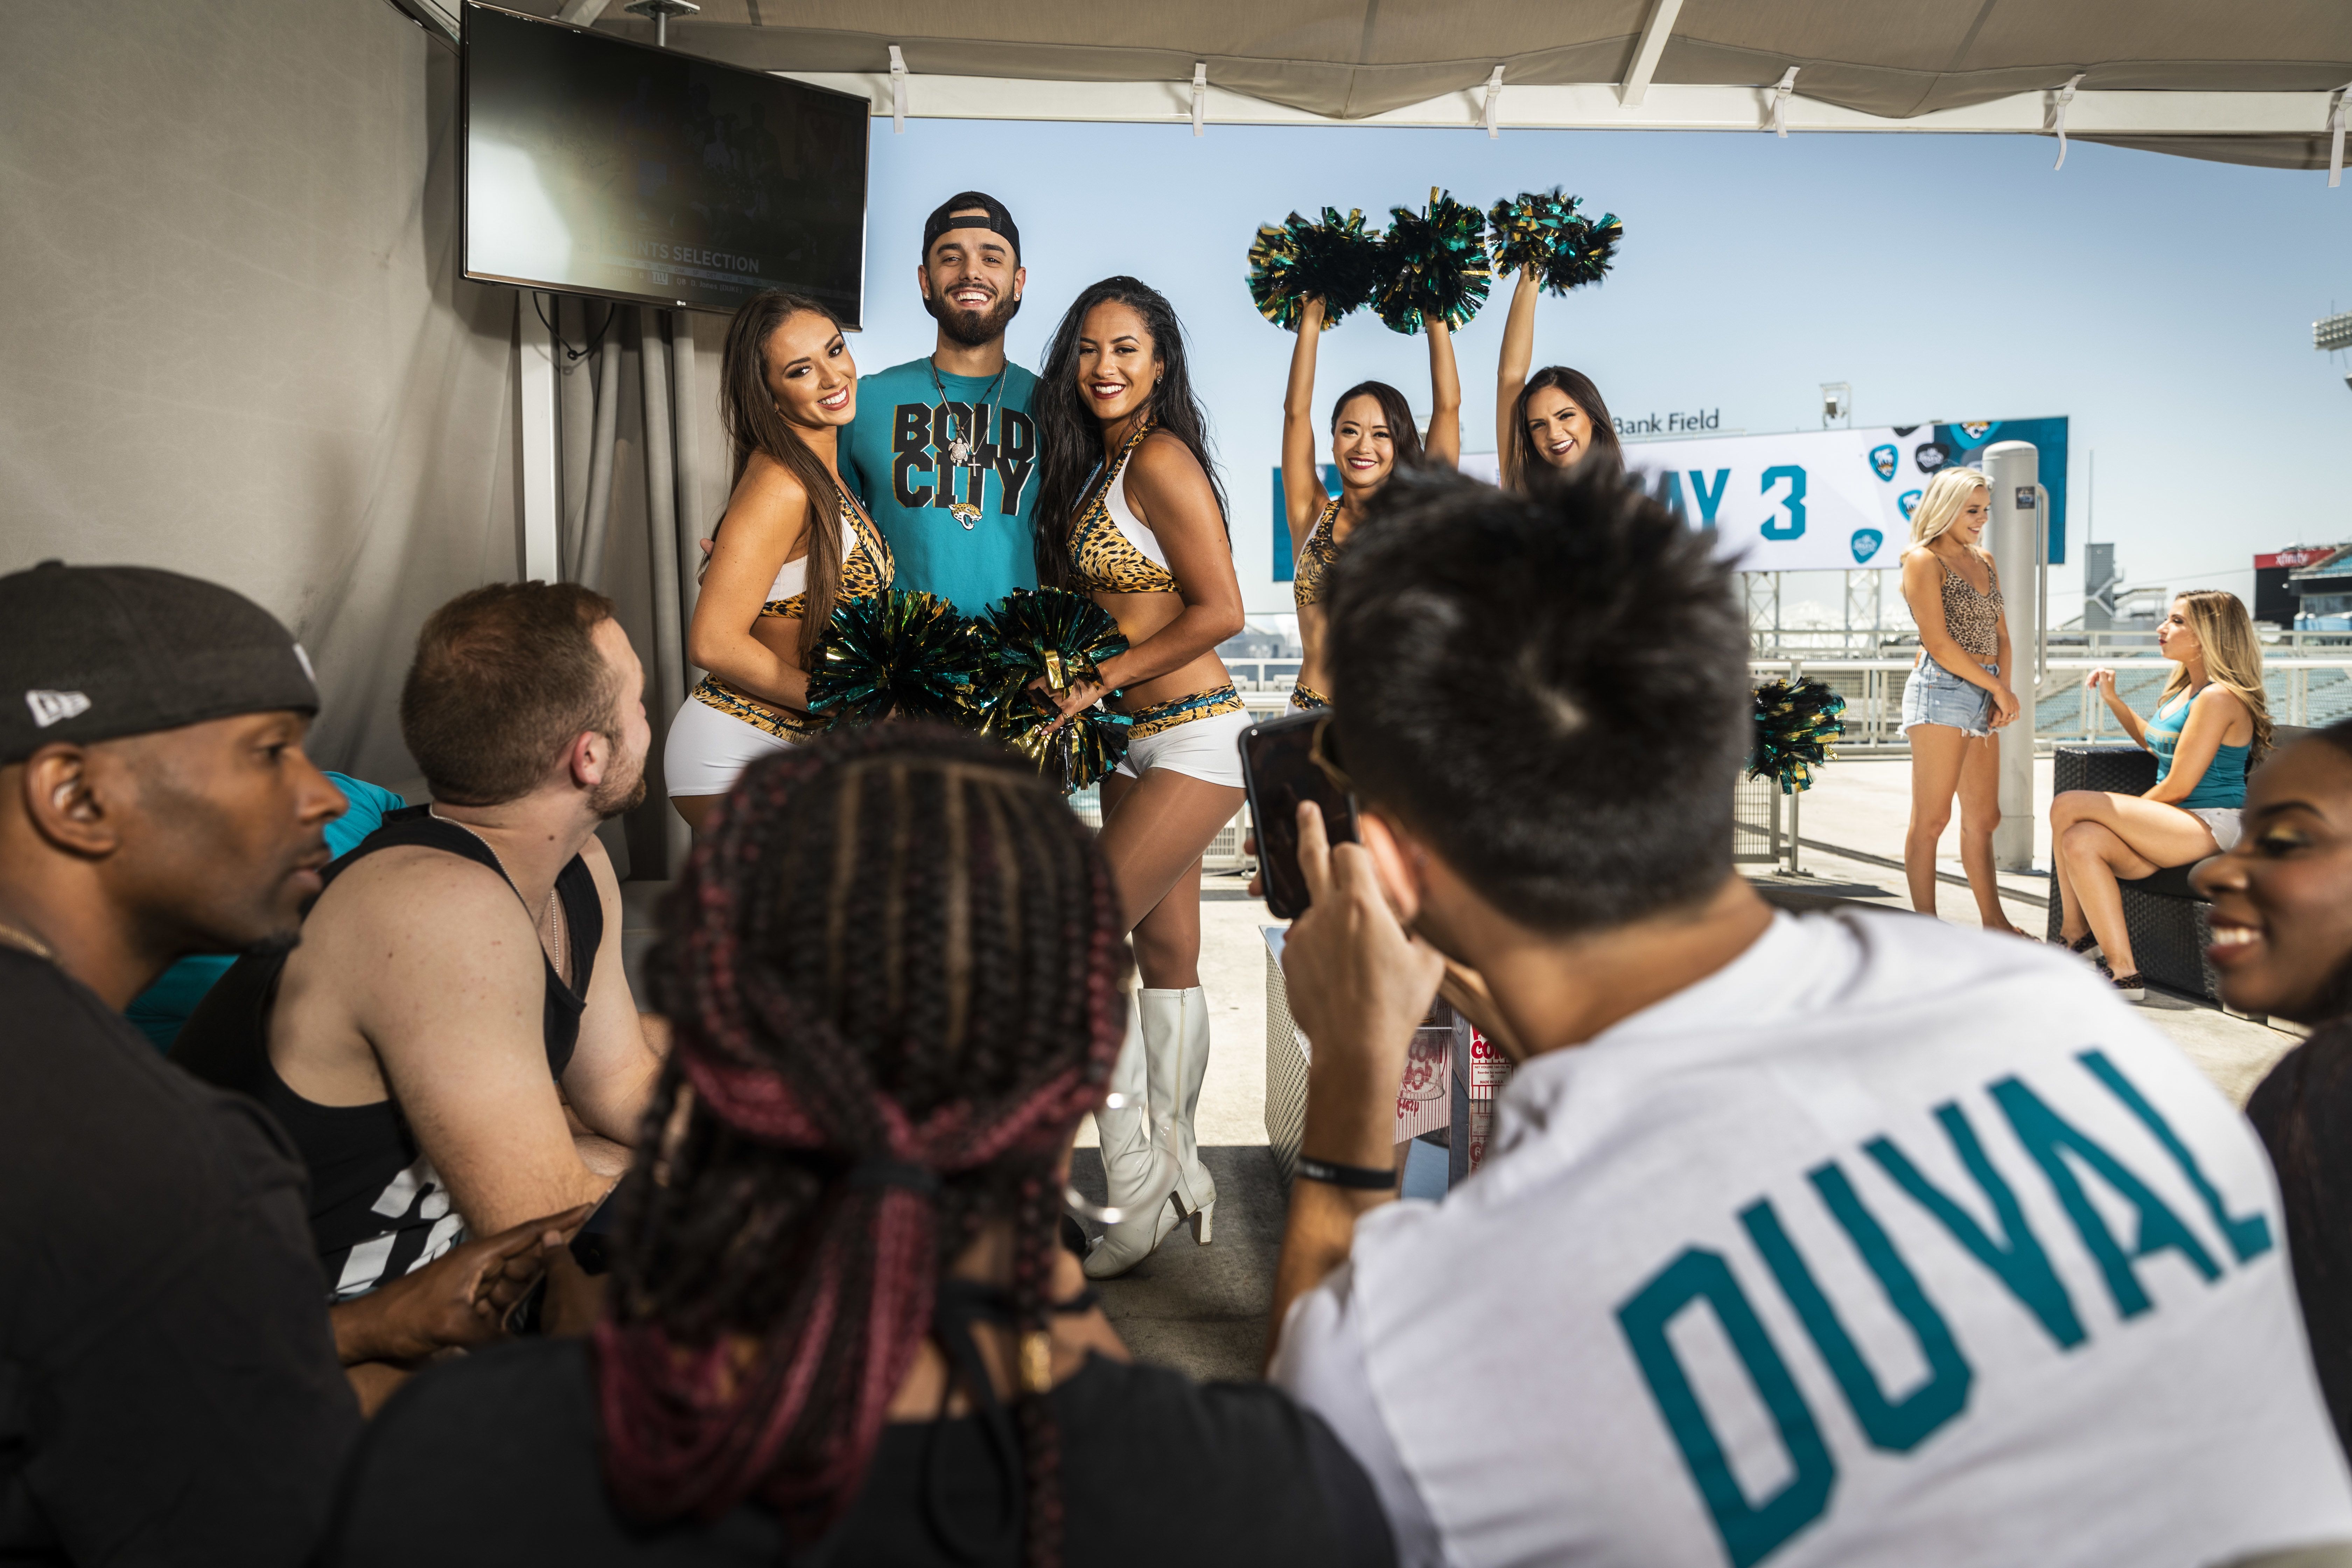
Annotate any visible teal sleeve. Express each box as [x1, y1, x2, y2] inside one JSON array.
[[838, 409, 870, 507], [322, 772, 405, 859]]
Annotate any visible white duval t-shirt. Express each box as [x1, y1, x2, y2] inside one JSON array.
[[1273, 911, 2352, 1568]]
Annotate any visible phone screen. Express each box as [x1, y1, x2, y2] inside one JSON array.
[[1239, 710, 1358, 920]]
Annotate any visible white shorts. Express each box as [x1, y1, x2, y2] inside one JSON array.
[[1112, 702, 1252, 789], [2189, 807, 2242, 852], [664, 692, 797, 797]]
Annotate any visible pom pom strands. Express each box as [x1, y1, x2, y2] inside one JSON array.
[[805, 590, 987, 728], [1247, 208, 1384, 332], [1488, 188, 1622, 297], [976, 588, 1133, 795], [1750, 677, 1846, 794], [1373, 187, 1491, 336]]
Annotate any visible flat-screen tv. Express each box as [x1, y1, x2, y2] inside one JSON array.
[[461, 2, 868, 321]]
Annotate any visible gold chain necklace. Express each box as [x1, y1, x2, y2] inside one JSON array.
[[0, 919, 57, 963]]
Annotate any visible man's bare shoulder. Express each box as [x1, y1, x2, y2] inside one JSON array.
[[290, 845, 542, 1002]]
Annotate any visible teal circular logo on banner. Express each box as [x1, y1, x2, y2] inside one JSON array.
[[1869, 444, 1897, 482], [1850, 528, 1884, 564]]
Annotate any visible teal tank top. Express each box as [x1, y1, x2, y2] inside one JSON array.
[[2144, 687, 2250, 809]]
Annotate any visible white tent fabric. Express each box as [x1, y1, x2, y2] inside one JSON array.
[[0, 0, 721, 875], [504, 0, 2352, 170]]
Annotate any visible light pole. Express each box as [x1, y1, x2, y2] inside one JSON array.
[[2318, 310, 2352, 392]]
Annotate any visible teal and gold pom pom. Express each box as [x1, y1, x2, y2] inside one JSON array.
[[975, 588, 1133, 794], [1487, 189, 1622, 297], [1749, 677, 1846, 794], [1372, 188, 1491, 336], [1246, 208, 1385, 332], [804, 590, 988, 728]]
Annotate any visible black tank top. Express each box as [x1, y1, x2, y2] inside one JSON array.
[[173, 806, 602, 1300]]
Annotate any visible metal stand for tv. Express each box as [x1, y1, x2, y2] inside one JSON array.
[[623, 0, 697, 48]]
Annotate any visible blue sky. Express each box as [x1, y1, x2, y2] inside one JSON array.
[[846, 116, 2352, 622]]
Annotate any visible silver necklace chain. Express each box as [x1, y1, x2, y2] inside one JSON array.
[[428, 811, 568, 981], [927, 357, 1008, 529]]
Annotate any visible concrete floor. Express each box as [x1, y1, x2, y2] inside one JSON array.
[[621, 759, 2305, 1385]]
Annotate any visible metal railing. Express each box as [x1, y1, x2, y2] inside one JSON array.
[[1751, 625, 2352, 659], [1751, 656, 2352, 750]]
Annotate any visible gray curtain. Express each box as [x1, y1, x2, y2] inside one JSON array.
[[1, 0, 723, 880]]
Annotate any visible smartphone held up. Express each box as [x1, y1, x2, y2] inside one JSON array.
[[1239, 710, 1358, 920]]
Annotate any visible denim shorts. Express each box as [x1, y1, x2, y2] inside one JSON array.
[[1901, 653, 1996, 738]]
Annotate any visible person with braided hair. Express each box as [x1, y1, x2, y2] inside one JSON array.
[[320, 726, 1393, 1568]]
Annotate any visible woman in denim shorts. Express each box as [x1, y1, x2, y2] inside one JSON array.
[[1898, 468, 2025, 933]]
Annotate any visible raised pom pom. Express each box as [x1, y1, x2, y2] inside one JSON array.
[[975, 588, 1134, 794], [1246, 208, 1385, 332], [804, 590, 987, 728], [1487, 188, 1622, 297], [1373, 188, 1491, 336], [1749, 677, 1846, 794]]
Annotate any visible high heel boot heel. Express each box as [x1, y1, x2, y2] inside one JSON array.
[[1084, 991, 1182, 1280], [1168, 986, 1217, 1245]]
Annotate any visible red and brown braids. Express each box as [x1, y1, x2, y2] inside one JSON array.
[[593, 723, 1131, 1566]]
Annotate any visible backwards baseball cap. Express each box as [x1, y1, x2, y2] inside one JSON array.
[[922, 192, 1020, 263], [0, 561, 320, 764]]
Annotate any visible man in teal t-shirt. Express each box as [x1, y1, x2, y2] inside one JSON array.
[[840, 191, 1041, 616]]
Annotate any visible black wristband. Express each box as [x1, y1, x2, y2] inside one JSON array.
[[1296, 1155, 1398, 1190]]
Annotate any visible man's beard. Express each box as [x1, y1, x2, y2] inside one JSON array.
[[591, 748, 650, 820], [924, 284, 1020, 349]]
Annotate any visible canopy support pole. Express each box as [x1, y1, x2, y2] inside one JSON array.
[[1618, 0, 1684, 107]]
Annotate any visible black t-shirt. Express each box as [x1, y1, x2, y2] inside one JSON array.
[[320, 1338, 1396, 1568], [171, 806, 602, 1297], [2247, 1026, 2352, 1458], [0, 947, 358, 1566]]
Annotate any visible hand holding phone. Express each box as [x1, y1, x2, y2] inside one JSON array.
[[1239, 710, 1357, 919]]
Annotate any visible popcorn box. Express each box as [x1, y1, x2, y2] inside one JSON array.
[[1264, 927, 1454, 1182], [1448, 1026, 1512, 1186], [1463, 1026, 1514, 1098], [1394, 1022, 1452, 1141]]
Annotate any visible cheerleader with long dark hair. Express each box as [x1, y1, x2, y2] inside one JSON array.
[[1280, 295, 1458, 712], [1493, 265, 1622, 487], [665, 290, 895, 832], [1027, 277, 1245, 1278]]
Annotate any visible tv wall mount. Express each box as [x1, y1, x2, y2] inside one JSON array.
[[622, 0, 697, 49]]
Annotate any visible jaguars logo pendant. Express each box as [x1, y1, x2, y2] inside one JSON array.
[[951, 502, 982, 530]]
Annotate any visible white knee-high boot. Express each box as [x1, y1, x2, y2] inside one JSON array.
[[1085, 987, 1188, 1279], [1168, 986, 1217, 1243], [1085, 995, 1179, 1279]]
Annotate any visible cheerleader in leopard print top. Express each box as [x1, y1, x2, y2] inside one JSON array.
[[666, 292, 894, 835], [1029, 277, 1247, 1281], [1281, 293, 1460, 711]]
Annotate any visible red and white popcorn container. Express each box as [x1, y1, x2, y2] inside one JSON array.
[[1451, 1026, 1516, 1182]]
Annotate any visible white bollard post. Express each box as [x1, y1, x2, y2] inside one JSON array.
[[1982, 442, 2040, 872]]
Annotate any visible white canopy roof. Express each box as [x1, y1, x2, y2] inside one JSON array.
[[391, 0, 2352, 173]]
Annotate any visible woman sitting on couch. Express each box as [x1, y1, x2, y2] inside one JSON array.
[[2052, 588, 2269, 1000]]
